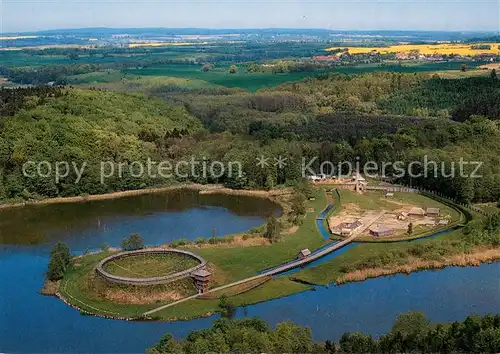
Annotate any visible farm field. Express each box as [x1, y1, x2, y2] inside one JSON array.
[[122, 61, 484, 91], [125, 64, 330, 91], [326, 42, 500, 55], [0, 50, 205, 68]]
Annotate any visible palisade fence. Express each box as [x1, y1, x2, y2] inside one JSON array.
[[335, 181, 492, 219], [378, 182, 491, 218], [398, 184, 491, 219]]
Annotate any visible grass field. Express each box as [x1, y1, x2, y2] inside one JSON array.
[[338, 189, 460, 216], [151, 277, 311, 320], [123, 61, 485, 91], [102, 253, 200, 278], [327, 189, 461, 241], [125, 64, 330, 91], [0, 51, 204, 68], [70, 72, 215, 92], [183, 188, 329, 282]]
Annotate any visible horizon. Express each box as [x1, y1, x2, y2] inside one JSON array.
[[4, 26, 499, 36], [2, 0, 499, 33]]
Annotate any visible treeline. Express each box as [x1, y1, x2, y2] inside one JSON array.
[[247, 61, 334, 74], [273, 72, 500, 120], [249, 113, 453, 142], [158, 73, 500, 203], [0, 86, 66, 116], [147, 312, 500, 353], [171, 73, 499, 138], [0, 63, 116, 85], [0, 58, 199, 85], [376, 75, 500, 121]]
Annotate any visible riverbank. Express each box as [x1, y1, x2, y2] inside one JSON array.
[[335, 247, 500, 284], [0, 183, 286, 210], [292, 227, 500, 286]]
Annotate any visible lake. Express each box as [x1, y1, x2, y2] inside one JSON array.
[[0, 190, 498, 353]]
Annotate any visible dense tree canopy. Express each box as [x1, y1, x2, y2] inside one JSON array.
[[0, 88, 202, 200], [148, 313, 500, 353], [2, 73, 500, 205]]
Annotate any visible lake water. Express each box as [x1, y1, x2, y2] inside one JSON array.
[[0, 190, 498, 353]]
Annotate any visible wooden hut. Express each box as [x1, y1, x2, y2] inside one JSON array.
[[297, 249, 311, 259], [426, 207, 440, 216], [369, 225, 394, 237], [397, 212, 409, 221], [408, 207, 426, 217]]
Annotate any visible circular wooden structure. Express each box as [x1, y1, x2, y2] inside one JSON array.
[[96, 249, 207, 286]]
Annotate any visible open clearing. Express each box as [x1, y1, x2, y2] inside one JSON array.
[[329, 190, 459, 240]]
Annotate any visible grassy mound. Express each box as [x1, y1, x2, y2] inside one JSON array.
[[59, 251, 198, 318], [102, 252, 200, 279]]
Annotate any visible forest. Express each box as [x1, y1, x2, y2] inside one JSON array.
[[1, 72, 499, 204], [147, 312, 500, 353]]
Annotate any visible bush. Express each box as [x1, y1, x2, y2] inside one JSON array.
[[290, 192, 307, 217], [218, 295, 236, 319], [264, 215, 281, 243], [100, 243, 110, 252], [47, 253, 66, 281], [194, 237, 208, 245], [248, 225, 264, 234], [201, 63, 213, 72], [170, 238, 191, 248], [294, 179, 313, 199], [46, 241, 71, 281], [121, 233, 145, 251], [51, 241, 70, 266]]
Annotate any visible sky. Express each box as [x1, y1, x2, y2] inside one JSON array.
[[1, 0, 499, 33]]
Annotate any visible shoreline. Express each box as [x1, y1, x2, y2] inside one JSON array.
[[334, 247, 500, 285], [0, 183, 283, 211], [36, 186, 496, 323], [54, 253, 499, 323]]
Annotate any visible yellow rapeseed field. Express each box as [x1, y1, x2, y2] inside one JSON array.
[[326, 43, 500, 55]]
